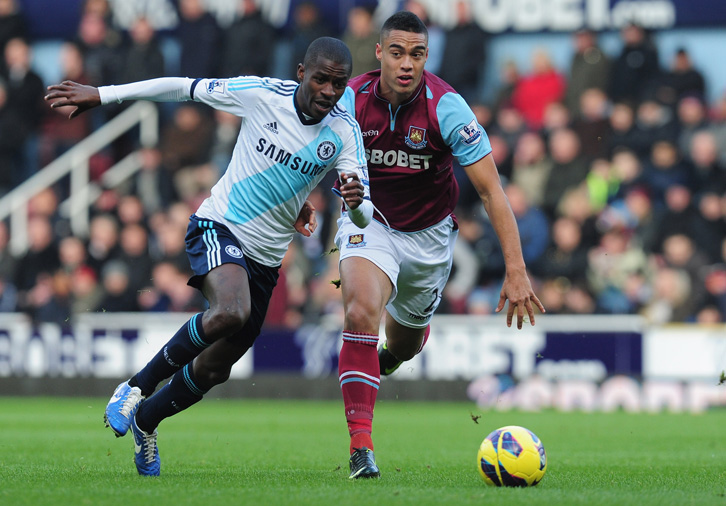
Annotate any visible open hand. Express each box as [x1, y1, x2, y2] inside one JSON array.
[[44, 81, 101, 119], [495, 269, 546, 329]]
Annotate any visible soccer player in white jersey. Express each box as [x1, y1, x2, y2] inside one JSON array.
[[45, 37, 373, 477]]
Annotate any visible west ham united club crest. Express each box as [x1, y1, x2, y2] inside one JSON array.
[[346, 234, 366, 248], [405, 125, 427, 149]]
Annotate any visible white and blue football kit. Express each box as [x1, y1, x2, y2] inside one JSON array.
[[100, 76, 370, 268], [190, 76, 370, 267], [99, 76, 370, 337], [95, 71, 372, 474]]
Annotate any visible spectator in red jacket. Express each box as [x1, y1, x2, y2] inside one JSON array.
[[511, 49, 566, 129]]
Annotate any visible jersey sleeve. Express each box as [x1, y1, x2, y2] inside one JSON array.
[[190, 77, 256, 116], [331, 109, 370, 200], [98, 77, 194, 104], [436, 92, 492, 167]]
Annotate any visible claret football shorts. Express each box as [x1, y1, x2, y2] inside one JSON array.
[[335, 214, 458, 328]]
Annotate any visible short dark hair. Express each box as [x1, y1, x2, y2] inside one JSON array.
[[381, 10, 428, 44], [303, 37, 352, 73]]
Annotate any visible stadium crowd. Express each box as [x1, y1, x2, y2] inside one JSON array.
[[2, 0, 726, 327]]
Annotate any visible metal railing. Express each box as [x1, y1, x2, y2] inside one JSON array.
[[0, 102, 158, 256]]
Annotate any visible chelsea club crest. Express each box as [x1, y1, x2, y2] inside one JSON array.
[[405, 125, 427, 149], [317, 140, 337, 161]]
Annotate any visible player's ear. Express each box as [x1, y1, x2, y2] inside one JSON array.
[[297, 63, 305, 83], [375, 43, 382, 61]]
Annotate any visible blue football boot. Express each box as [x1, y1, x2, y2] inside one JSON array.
[[131, 414, 160, 476], [104, 381, 144, 437]]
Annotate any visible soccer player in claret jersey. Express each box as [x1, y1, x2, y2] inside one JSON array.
[[45, 37, 373, 477], [334, 11, 545, 478]]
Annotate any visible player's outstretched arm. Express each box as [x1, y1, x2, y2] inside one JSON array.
[[45, 81, 101, 119], [463, 154, 545, 329], [46, 77, 195, 120]]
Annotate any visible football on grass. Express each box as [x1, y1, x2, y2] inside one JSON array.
[[477, 425, 547, 487]]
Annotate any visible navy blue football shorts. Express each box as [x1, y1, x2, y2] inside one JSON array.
[[185, 214, 280, 344]]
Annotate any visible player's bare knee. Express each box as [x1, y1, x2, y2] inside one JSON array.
[[205, 303, 250, 336], [344, 303, 381, 333]]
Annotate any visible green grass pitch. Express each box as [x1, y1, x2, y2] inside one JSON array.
[[1, 396, 725, 506]]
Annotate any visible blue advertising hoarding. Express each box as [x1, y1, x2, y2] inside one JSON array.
[[469, 0, 726, 32], [2, 313, 725, 412], [17, 0, 726, 40], [0, 313, 644, 379]]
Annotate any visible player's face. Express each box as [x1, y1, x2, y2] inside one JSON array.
[[296, 57, 351, 120], [376, 29, 428, 102]]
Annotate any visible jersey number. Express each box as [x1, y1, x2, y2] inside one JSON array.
[[424, 288, 440, 313]]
